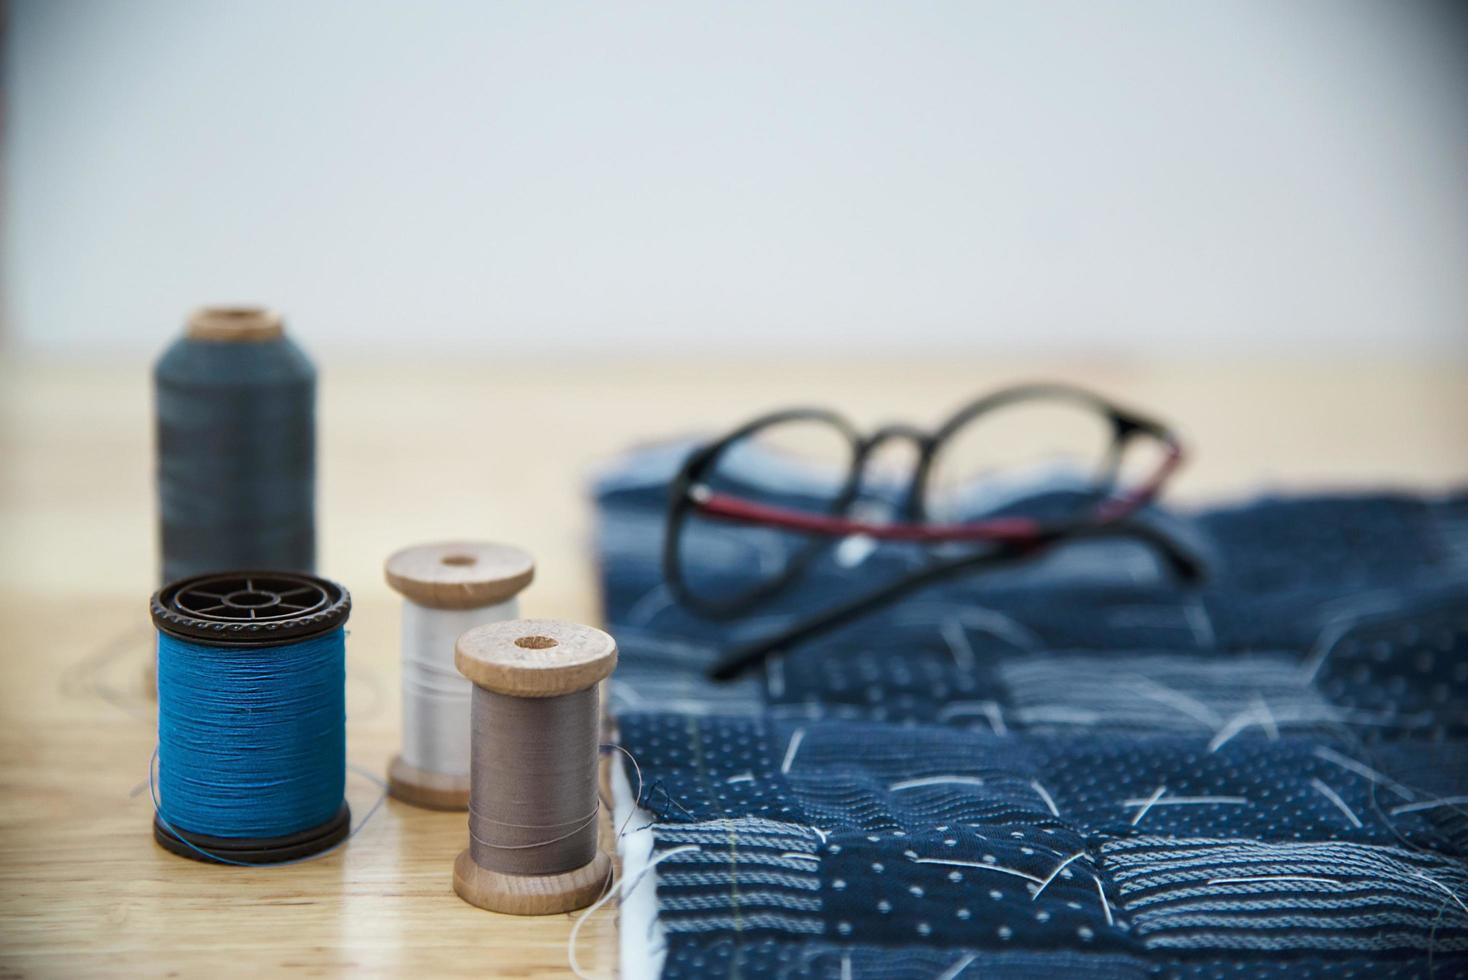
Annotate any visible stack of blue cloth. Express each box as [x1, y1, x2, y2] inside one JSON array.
[[597, 442, 1468, 978]]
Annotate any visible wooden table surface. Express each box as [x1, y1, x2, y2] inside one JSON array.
[[1, 353, 1465, 978]]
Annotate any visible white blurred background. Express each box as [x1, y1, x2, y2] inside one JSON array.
[[3, 0, 1467, 357]]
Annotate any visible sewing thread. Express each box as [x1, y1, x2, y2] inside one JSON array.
[[154, 307, 315, 583], [452, 619, 617, 914], [151, 570, 352, 863], [384, 542, 535, 809], [157, 629, 346, 837]]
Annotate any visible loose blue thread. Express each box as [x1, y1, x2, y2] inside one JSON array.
[[157, 628, 346, 839]]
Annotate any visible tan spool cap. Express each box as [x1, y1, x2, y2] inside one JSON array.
[[186, 306, 284, 342], [384, 542, 535, 610], [385, 541, 536, 809], [453, 619, 617, 914], [454, 619, 616, 698]]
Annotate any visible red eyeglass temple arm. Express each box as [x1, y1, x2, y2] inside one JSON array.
[[691, 442, 1183, 543]]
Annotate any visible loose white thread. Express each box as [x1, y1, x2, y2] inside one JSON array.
[[568, 844, 700, 980], [1390, 797, 1468, 816], [1408, 872, 1468, 917]]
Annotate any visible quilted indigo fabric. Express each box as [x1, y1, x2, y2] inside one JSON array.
[[596, 445, 1468, 978]]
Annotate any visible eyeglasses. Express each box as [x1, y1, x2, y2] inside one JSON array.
[[662, 382, 1202, 680]]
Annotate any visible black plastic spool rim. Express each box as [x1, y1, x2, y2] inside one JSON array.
[[150, 569, 353, 864]]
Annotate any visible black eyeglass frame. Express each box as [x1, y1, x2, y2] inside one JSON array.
[[663, 381, 1182, 621]]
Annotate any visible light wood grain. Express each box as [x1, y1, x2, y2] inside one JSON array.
[[454, 849, 614, 918], [385, 542, 535, 610], [456, 621, 617, 698], [0, 353, 1465, 978]]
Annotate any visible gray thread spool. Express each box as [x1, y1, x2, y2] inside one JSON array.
[[453, 619, 617, 915], [153, 307, 315, 584]]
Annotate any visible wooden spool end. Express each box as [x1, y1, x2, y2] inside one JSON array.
[[453, 849, 612, 917], [186, 306, 284, 343], [454, 619, 617, 698], [384, 542, 535, 610], [387, 756, 470, 811], [453, 619, 617, 914]]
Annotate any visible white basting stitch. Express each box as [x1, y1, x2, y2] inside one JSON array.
[[1031, 779, 1061, 817], [1186, 601, 1216, 648], [935, 952, 978, 980], [1124, 677, 1221, 726], [1298, 593, 1404, 682], [809, 826, 828, 844], [1018, 706, 1103, 724], [941, 619, 976, 671], [725, 772, 755, 784], [1129, 785, 1168, 826], [765, 658, 785, 699], [1312, 746, 1416, 801], [890, 775, 987, 792], [780, 728, 806, 775], [624, 583, 674, 626], [1208, 710, 1258, 753], [937, 701, 1007, 733], [1389, 796, 1468, 815], [1121, 795, 1249, 808], [1310, 778, 1363, 828], [912, 857, 1045, 883], [1092, 873, 1115, 926], [1251, 694, 1280, 740], [1033, 851, 1086, 900], [940, 607, 1041, 651], [840, 951, 852, 980], [779, 851, 821, 863]]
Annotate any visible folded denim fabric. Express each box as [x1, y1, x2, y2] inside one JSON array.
[[595, 441, 1468, 978]]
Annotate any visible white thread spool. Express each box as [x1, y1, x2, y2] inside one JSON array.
[[384, 541, 535, 810]]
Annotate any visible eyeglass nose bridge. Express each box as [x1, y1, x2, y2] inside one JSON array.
[[852, 423, 939, 521]]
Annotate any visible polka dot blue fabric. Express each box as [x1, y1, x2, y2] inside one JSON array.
[[595, 445, 1468, 978]]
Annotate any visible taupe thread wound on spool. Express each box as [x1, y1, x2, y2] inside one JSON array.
[[453, 619, 616, 915]]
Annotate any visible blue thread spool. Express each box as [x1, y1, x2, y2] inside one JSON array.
[[151, 570, 352, 864]]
